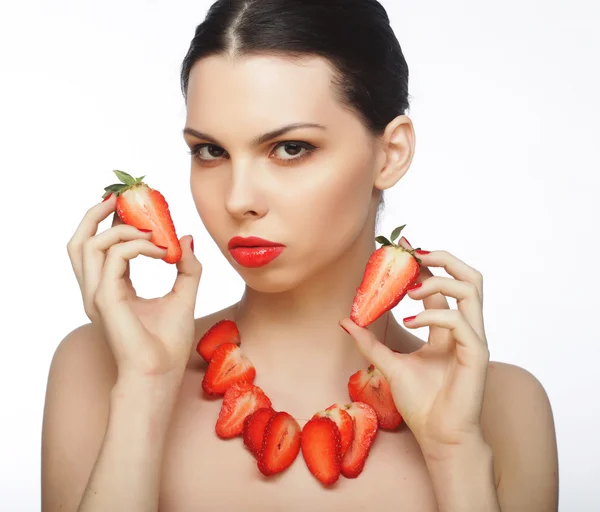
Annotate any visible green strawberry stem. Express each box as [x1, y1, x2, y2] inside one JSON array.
[[102, 170, 147, 199], [375, 225, 422, 264]]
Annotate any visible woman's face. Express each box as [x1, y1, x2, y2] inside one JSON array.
[[183, 54, 382, 292]]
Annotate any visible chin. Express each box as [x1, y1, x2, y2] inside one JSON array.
[[234, 265, 306, 294]]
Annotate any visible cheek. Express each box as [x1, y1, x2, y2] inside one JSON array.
[[190, 171, 224, 235]]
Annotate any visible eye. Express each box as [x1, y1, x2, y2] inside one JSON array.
[[189, 144, 227, 162], [271, 141, 316, 161]]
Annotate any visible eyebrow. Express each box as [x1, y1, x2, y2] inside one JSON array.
[[182, 122, 326, 146]]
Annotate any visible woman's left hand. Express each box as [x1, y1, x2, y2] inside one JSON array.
[[340, 238, 490, 460]]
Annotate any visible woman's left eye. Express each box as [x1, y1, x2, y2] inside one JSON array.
[[271, 141, 316, 161]]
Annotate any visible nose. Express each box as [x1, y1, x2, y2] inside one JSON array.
[[224, 160, 268, 221]]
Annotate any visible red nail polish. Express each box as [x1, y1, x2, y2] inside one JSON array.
[[139, 228, 152, 233], [190, 237, 194, 253], [407, 282, 422, 291], [102, 193, 112, 202], [156, 244, 168, 250], [403, 315, 417, 323], [404, 237, 412, 247], [340, 324, 350, 335], [415, 250, 430, 255]]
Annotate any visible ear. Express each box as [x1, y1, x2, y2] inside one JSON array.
[[373, 115, 415, 191]]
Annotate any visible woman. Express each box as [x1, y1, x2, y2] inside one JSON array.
[[41, 0, 559, 510]]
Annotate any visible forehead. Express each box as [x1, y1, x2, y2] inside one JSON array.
[[185, 54, 349, 134]]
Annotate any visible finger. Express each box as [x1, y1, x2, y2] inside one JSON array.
[[406, 276, 486, 343], [403, 310, 489, 368], [399, 237, 450, 312], [82, 224, 154, 307], [339, 318, 399, 381], [401, 242, 484, 304], [66, 194, 118, 282], [111, 212, 131, 281], [99, 239, 168, 301], [171, 235, 202, 305]]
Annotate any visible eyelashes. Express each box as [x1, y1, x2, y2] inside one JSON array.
[[187, 140, 318, 167]]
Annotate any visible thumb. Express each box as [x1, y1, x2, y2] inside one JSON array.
[[171, 235, 202, 304], [340, 317, 396, 380]]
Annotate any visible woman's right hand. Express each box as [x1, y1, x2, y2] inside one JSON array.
[[66, 194, 203, 381]]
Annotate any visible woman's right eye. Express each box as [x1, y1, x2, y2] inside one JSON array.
[[189, 144, 228, 162]]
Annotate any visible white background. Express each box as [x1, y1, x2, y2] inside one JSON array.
[[1, 0, 598, 510]]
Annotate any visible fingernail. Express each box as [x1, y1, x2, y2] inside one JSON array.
[[190, 237, 194, 253], [415, 250, 430, 255], [139, 228, 152, 233], [403, 315, 417, 323], [407, 282, 422, 291], [156, 244, 168, 250], [403, 237, 412, 247], [340, 323, 350, 335], [102, 193, 113, 202]]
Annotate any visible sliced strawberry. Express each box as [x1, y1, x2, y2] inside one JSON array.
[[350, 225, 421, 327], [215, 383, 272, 439], [103, 170, 182, 264], [317, 405, 354, 457], [334, 402, 378, 478], [348, 365, 402, 429], [243, 407, 276, 458], [257, 412, 301, 476], [196, 319, 241, 363], [202, 343, 256, 396], [301, 417, 342, 486]]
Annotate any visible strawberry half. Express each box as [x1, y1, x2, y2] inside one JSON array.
[[103, 170, 181, 264], [348, 365, 403, 430], [350, 224, 421, 327], [243, 407, 276, 458], [196, 319, 241, 363], [334, 402, 378, 479], [301, 416, 342, 486], [202, 343, 256, 396], [215, 382, 272, 439], [317, 405, 354, 457], [257, 412, 301, 476]]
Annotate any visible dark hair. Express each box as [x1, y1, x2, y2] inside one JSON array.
[[180, 0, 411, 219], [180, 0, 411, 136]]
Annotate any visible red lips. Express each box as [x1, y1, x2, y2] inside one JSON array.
[[227, 236, 284, 250]]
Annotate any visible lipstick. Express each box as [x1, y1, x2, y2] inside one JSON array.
[[228, 236, 285, 268]]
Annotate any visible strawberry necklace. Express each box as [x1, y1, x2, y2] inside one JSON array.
[[198, 311, 404, 487]]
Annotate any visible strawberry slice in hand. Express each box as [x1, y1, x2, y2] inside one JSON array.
[[196, 319, 241, 363], [257, 412, 301, 476], [216, 383, 272, 439], [301, 416, 342, 486], [334, 402, 379, 479], [243, 407, 276, 458], [348, 365, 403, 430], [202, 343, 256, 396], [103, 170, 182, 264], [350, 224, 421, 327]]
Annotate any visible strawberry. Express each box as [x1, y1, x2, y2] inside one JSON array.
[[215, 382, 272, 439], [301, 416, 342, 486], [348, 365, 403, 429], [103, 170, 182, 264], [243, 407, 276, 458], [257, 412, 301, 476], [196, 319, 241, 363], [202, 343, 256, 396], [317, 405, 354, 457], [351, 224, 421, 327], [334, 402, 378, 478]]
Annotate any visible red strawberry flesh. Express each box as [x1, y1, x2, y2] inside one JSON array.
[[351, 245, 419, 327], [243, 407, 276, 458], [197, 319, 241, 363], [202, 343, 256, 396], [336, 402, 378, 478], [215, 383, 271, 439], [301, 416, 342, 486], [257, 412, 301, 476]]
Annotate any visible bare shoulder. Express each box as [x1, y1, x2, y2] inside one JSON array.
[[481, 361, 559, 510], [42, 323, 117, 511]]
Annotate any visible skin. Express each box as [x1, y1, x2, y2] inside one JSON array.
[[42, 54, 559, 511]]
